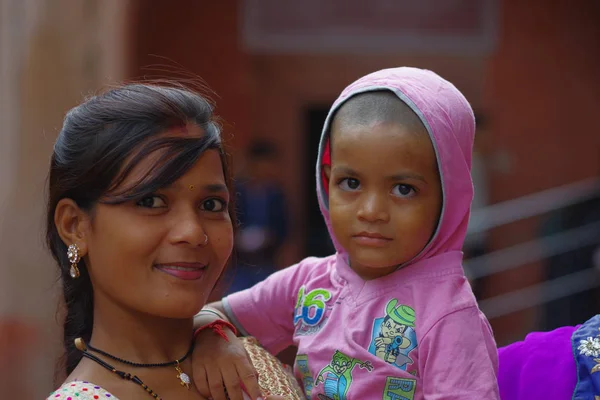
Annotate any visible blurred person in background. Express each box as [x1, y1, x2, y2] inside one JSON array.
[[225, 140, 289, 294]]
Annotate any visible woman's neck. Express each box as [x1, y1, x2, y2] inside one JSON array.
[[89, 295, 195, 364]]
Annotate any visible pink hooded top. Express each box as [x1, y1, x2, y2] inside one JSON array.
[[224, 67, 499, 400]]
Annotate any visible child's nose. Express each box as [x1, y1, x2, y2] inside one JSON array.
[[357, 193, 390, 223]]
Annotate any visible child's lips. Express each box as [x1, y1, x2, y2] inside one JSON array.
[[352, 232, 393, 247]]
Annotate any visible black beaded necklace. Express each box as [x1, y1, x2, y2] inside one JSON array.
[[75, 338, 195, 399], [85, 340, 195, 369]]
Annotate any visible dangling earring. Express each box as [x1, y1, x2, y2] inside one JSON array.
[[68, 244, 81, 279]]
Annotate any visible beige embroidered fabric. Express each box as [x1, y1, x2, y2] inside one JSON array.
[[241, 337, 306, 400]]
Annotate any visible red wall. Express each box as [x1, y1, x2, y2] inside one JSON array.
[[130, 0, 252, 155]]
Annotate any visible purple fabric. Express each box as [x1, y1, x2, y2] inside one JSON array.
[[498, 325, 578, 399]]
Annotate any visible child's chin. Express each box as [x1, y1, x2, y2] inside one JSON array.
[[352, 251, 407, 269], [351, 256, 406, 276]]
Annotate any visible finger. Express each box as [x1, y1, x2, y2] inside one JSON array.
[[221, 363, 244, 400], [236, 361, 263, 400], [206, 366, 228, 400], [193, 364, 211, 398]]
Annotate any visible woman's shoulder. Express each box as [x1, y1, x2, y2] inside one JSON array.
[[46, 380, 119, 399]]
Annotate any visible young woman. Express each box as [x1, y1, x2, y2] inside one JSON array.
[[45, 83, 282, 400]]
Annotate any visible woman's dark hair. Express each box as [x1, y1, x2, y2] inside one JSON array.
[[46, 83, 235, 376]]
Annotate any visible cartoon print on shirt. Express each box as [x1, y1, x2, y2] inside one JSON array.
[[383, 376, 416, 400], [368, 299, 417, 370], [295, 354, 315, 397], [314, 350, 373, 400], [294, 286, 333, 335]]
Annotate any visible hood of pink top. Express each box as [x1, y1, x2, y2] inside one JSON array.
[[316, 67, 475, 266]]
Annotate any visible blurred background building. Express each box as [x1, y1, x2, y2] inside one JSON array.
[[1, 0, 599, 397]]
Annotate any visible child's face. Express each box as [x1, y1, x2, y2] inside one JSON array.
[[326, 120, 442, 280]]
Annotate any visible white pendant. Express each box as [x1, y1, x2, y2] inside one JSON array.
[[175, 364, 191, 390], [179, 372, 191, 386]]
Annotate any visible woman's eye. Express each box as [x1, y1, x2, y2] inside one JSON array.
[[201, 198, 227, 212], [136, 195, 167, 208], [392, 184, 416, 198], [339, 178, 361, 191]]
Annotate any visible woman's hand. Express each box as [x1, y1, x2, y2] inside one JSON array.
[[193, 327, 263, 400]]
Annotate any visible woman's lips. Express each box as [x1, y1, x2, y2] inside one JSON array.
[[154, 262, 206, 280]]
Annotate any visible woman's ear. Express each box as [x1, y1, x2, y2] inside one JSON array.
[[54, 198, 90, 256]]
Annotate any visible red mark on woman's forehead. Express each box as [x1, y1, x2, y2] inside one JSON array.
[[165, 123, 202, 138], [177, 124, 189, 135]]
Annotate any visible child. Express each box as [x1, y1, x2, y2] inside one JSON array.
[[193, 67, 500, 400]]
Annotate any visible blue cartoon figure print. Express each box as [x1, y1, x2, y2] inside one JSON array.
[[368, 299, 417, 370]]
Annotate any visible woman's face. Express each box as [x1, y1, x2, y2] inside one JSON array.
[[82, 131, 233, 319]]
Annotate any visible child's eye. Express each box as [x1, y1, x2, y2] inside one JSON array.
[[201, 198, 227, 212], [339, 178, 361, 191], [392, 184, 416, 198], [136, 195, 167, 209]]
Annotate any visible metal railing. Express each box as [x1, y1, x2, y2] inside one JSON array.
[[464, 177, 600, 319]]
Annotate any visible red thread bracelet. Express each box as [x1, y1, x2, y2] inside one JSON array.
[[194, 320, 238, 342]]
